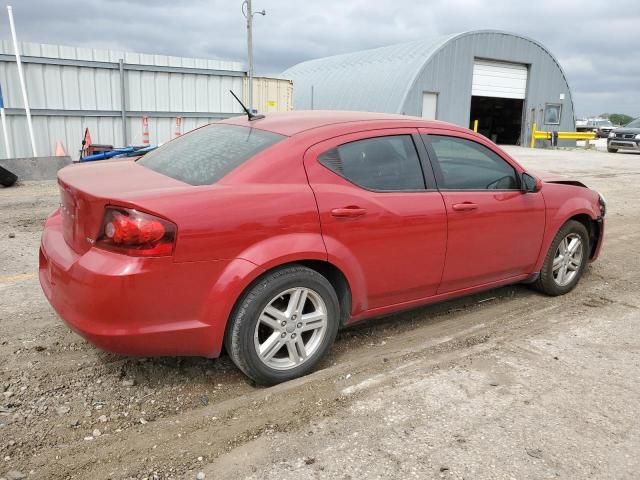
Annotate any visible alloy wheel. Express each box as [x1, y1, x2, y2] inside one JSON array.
[[253, 287, 328, 370], [552, 233, 584, 287]]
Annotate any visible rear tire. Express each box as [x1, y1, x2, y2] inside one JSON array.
[[0, 165, 18, 187], [532, 220, 590, 296], [224, 265, 340, 385]]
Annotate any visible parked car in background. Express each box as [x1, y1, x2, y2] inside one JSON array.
[[577, 118, 615, 138], [607, 117, 640, 153], [39, 111, 606, 385], [575, 118, 588, 130]]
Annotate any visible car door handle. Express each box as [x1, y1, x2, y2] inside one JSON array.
[[331, 207, 367, 218], [452, 202, 478, 212]]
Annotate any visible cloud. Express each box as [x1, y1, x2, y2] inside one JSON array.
[[5, 0, 640, 117]]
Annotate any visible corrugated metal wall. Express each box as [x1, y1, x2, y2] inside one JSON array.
[[0, 41, 293, 159]]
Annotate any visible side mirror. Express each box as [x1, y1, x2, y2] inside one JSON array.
[[521, 173, 542, 193]]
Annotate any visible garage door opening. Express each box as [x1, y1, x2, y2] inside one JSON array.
[[470, 59, 528, 145], [469, 96, 524, 145]]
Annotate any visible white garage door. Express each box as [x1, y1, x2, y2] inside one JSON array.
[[472, 60, 528, 99]]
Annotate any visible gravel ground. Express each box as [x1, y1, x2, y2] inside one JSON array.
[[0, 146, 638, 480]]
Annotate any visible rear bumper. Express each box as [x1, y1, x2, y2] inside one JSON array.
[[39, 211, 233, 357]]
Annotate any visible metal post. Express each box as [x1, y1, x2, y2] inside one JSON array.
[[7, 5, 37, 157], [473, 119, 478, 133], [0, 85, 11, 158], [246, 0, 254, 112], [530, 122, 536, 149], [242, 0, 265, 113], [119, 59, 127, 146], [1, 108, 10, 158]]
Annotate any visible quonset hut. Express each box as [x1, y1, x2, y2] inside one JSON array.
[[282, 30, 575, 146]]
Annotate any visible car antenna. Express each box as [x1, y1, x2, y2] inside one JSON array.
[[229, 90, 265, 121]]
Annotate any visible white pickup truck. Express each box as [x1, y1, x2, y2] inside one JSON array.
[[576, 118, 615, 138]]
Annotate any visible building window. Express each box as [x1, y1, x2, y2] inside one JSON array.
[[544, 103, 562, 125]]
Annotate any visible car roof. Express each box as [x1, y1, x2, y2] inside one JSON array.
[[220, 110, 457, 136]]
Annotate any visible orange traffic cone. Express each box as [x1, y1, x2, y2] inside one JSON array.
[[54, 140, 67, 157], [142, 116, 150, 145]]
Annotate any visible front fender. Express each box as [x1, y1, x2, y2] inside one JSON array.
[[552, 197, 599, 225]]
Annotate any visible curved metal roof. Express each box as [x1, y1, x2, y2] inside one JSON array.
[[282, 33, 456, 113], [282, 30, 573, 115]]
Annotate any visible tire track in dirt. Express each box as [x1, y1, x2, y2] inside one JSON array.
[[22, 263, 639, 479]]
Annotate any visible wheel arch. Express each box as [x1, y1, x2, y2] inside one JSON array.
[[567, 213, 601, 260], [209, 258, 355, 357], [295, 260, 352, 327], [231, 259, 353, 327], [534, 200, 599, 272]]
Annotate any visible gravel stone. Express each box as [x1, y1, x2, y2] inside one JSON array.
[[56, 406, 70, 416], [6, 471, 26, 480]]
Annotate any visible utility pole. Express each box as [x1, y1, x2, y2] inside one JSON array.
[[242, 0, 265, 113]]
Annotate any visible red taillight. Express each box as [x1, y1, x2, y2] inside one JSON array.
[[96, 207, 176, 256]]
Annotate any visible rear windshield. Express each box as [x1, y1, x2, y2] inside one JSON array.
[[138, 124, 284, 185]]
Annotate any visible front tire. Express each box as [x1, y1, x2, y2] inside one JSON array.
[[224, 265, 340, 385], [532, 220, 590, 296], [607, 147, 618, 153]]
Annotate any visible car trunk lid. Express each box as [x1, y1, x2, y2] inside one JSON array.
[[57, 159, 190, 254]]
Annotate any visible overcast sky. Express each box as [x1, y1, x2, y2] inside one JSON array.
[[7, 0, 640, 117]]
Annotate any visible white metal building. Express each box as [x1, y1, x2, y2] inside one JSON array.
[[0, 41, 293, 158]]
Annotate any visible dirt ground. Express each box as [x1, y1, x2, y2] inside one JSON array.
[[1, 145, 639, 480]]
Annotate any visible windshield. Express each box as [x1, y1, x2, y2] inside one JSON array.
[[625, 118, 640, 128], [138, 124, 284, 185], [596, 120, 613, 127]]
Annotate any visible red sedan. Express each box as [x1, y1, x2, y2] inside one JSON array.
[[39, 111, 605, 385]]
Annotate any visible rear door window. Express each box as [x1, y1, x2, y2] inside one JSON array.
[[318, 135, 425, 191], [138, 124, 284, 185]]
